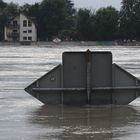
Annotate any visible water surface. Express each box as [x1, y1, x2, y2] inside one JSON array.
[[0, 45, 140, 140]]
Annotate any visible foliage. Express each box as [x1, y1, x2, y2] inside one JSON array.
[[0, 0, 140, 41], [0, 0, 7, 40], [76, 9, 94, 41], [119, 0, 140, 40], [76, 7, 119, 41], [0, 2, 19, 40], [95, 7, 119, 41], [38, 0, 76, 40]]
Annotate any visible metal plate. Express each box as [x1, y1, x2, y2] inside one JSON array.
[[112, 64, 139, 104], [25, 65, 62, 104], [63, 51, 112, 105]]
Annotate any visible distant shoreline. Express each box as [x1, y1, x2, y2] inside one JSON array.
[[0, 41, 139, 46]]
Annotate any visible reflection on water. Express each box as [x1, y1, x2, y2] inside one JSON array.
[[29, 105, 140, 140]]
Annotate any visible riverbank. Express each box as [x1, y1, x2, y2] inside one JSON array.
[[0, 41, 140, 46]]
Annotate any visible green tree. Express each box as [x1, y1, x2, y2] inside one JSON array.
[[0, 0, 7, 40], [20, 3, 32, 14], [58, 0, 77, 41], [1, 2, 19, 41], [120, 0, 140, 40], [134, 0, 140, 39], [3, 2, 19, 17], [39, 0, 75, 40], [77, 9, 94, 41], [95, 6, 119, 41], [0, 0, 6, 9]]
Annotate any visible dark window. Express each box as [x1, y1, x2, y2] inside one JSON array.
[[28, 37, 32, 41], [13, 20, 17, 26], [28, 20, 32, 27], [28, 30, 32, 33], [23, 20, 27, 27], [23, 30, 27, 33], [23, 36, 27, 40], [8, 21, 10, 25], [13, 30, 17, 33]]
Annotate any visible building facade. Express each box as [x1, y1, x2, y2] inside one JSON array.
[[4, 13, 37, 42]]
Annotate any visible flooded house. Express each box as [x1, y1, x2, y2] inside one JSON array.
[[4, 13, 37, 43]]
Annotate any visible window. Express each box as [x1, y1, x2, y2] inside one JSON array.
[[28, 30, 32, 33], [13, 30, 17, 33], [23, 36, 27, 40], [13, 20, 17, 26], [23, 30, 27, 33], [28, 37, 32, 41], [28, 20, 32, 27], [23, 20, 27, 27]]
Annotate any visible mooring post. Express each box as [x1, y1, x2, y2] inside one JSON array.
[[86, 49, 91, 104]]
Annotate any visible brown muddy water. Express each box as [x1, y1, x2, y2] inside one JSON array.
[[0, 45, 140, 140]]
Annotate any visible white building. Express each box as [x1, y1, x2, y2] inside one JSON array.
[[4, 13, 37, 42]]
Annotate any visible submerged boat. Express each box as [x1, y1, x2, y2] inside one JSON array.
[[25, 50, 140, 105]]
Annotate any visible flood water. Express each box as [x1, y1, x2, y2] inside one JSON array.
[[0, 45, 140, 140]]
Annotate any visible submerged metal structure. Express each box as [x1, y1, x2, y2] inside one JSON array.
[[25, 50, 140, 105]]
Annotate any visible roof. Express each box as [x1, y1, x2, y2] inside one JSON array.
[[5, 12, 37, 27]]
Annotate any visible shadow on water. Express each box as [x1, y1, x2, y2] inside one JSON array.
[[28, 105, 140, 140]]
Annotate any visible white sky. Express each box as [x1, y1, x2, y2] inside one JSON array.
[[3, 0, 122, 10]]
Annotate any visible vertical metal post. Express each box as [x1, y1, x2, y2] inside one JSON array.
[[86, 50, 91, 104], [60, 65, 64, 104], [136, 78, 138, 98], [112, 65, 115, 104]]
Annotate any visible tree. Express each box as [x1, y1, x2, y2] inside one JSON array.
[[39, 0, 75, 40], [58, 0, 77, 41], [3, 2, 19, 17], [134, 0, 140, 39], [77, 9, 94, 41], [20, 3, 32, 14], [119, 0, 140, 40], [0, 0, 7, 40], [94, 6, 119, 41], [1, 2, 19, 41], [0, 0, 6, 9]]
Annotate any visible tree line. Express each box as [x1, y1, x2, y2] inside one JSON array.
[[0, 0, 140, 41]]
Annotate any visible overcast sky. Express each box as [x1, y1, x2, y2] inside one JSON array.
[[3, 0, 122, 10]]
